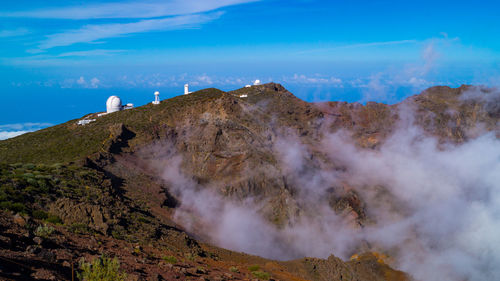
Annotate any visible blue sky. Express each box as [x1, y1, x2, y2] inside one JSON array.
[[1, 0, 500, 138]]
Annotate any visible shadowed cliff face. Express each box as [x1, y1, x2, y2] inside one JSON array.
[[132, 84, 499, 281], [131, 83, 498, 226], [0, 83, 498, 281]]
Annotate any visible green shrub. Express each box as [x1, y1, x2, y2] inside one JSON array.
[[184, 253, 196, 261], [12, 203, 25, 213], [69, 223, 91, 234], [0, 201, 11, 210], [0, 201, 26, 213], [137, 216, 149, 223], [111, 229, 124, 240], [32, 210, 48, 220], [23, 172, 35, 178], [162, 256, 177, 264], [248, 265, 260, 272], [229, 266, 239, 273], [34, 224, 55, 238], [23, 164, 36, 170], [251, 271, 270, 280], [46, 214, 63, 224], [78, 256, 127, 281]]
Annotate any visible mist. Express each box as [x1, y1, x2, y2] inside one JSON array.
[[150, 89, 500, 281]]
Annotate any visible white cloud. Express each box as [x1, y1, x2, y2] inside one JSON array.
[[61, 76, 102, 89], [123, 73, 260, 88], [36, 12, 223, 50], [56, 49, 125, 57], [407, 77, 429, 87], [0, 131, 30, 140], [1, 0, 259, 19], [0, 123, 52, 140], [2, 49, 126, 67], [297, 39, 417, 55], [0, 28, 30, 38], [90, 77, 100, 88], [0, 123, 52, 131], [196, 74, 214, 85], [284, 74, 343, 85], [76, 76, 86, 85], [146, 102, 500, 281], [421, 41, 439, 75], [358, 73, 393, 103], [334, 39, 417, 49]]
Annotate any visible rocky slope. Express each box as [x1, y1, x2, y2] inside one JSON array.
[[0, 83, 498, 280]]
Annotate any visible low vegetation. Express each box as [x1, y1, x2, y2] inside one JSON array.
[[34, 224, 55, 238], [248, 265, 260, 271], [229, 266, 239, 273], [0, 163, 109, 217], [251, 270, 271, 280], [78, 255, 127, 281], [247, 264, 271, 280], [162, 255, 177, 264]]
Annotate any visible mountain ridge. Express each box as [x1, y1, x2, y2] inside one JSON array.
[[0, 83, 498, 280]]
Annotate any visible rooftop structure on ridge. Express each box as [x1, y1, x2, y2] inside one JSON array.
[[152, 91, 160, 105], [184, 84, 193, 95], [106, 96, 122, 113], [104, 96, 133, 114]]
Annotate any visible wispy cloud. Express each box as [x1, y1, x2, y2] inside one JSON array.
[[2, 49, 125, 66], [334, 39, 417, 49], [35, 12, 223, 50], [0, 28, 30, 38], [1, 0, 258, 19], [297, 39, 418, 55], [0, 123, 53, 131], [283, 74, 343, 85], [56, 49, 125, 57]]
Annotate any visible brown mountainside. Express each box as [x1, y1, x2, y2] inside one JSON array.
[[0, 83, 498, 280]]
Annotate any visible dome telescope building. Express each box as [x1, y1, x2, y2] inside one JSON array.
[[106, 96, 122, 113], [104, 95, 133, 114]]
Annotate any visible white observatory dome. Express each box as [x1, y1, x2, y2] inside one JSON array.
[[106, 96, 122, 113]]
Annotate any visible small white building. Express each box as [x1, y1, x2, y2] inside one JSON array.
[[184, 84, 193, 95], [123, 103, 134, 110], [253, 79, 261, 86], [152, 91, 160, 105], [77, 119, 96, 126]]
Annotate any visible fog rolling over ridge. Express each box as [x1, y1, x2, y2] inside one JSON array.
[[0, 82, 497, 280], [148, 87, 500, 281]]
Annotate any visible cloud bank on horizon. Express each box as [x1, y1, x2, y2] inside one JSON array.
[[0, 123, 53, 140]]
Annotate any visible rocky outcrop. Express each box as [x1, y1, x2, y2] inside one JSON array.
[[1, 83, 498, 281], [49, 198, 113, 234]]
